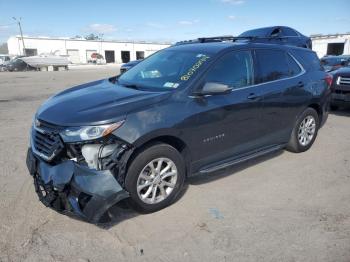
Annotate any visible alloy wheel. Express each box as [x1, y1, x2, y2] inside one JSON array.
[[298, 115, 316, 146], [136, 157, 178, 204]]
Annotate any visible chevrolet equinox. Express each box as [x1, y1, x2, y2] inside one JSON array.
[[26, 38, 331, 223]]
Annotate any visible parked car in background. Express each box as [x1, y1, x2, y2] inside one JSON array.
[[239, 26, 312, 49], [26, 37, 330, 223], [321, 55, 350, 72], [6, 58, 36, 72], [0, 54, 11, 65], [329, 65, 350, 110], [120, 59, 142, 74]]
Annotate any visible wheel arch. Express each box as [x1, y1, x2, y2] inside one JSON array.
[[308, 103, 322, 123], [126, 134, 191, 178]]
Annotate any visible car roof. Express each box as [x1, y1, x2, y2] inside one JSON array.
[[239, 26, 303, 37]]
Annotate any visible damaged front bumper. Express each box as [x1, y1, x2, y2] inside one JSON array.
[[26, 148, 129, 223]]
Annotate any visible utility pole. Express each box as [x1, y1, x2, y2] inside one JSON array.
[[12, 17, 26, 56], [99, 33, 104, 55]]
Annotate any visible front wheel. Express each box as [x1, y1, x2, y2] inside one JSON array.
[[286, 108, 319, 153], [125, 143, 185, 213]]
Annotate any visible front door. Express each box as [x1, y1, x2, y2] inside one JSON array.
[[186, 50, 264, 169]]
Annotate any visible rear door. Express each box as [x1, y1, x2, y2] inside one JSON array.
[[254, 48, 305, 146]]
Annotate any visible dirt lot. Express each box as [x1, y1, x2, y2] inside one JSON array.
[[0, 68, 349, 262]]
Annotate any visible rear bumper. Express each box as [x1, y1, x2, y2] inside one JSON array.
[[26, 148, 129, 223]]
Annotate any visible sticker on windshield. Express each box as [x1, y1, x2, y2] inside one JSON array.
[[180, 55, 210, 81], [163, 82, 180, 88]]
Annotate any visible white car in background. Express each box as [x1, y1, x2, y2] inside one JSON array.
[[0, 54, 11, 71], [0, 54, 11, 65]]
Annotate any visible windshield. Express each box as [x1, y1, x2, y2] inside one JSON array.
[[118, 49, 212, 90]]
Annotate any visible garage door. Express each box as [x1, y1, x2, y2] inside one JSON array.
[[67, 49, 80, 64]]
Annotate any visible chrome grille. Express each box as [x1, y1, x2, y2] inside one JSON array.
[[337, 76, 350, 86], [32, 120, 64, 161]]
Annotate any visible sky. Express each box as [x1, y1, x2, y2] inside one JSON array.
[[0, 0, 349, 43]]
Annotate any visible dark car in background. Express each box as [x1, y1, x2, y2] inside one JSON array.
[[6, 58, 36, 72], [239, 26, 312, 49], [321, 55, 350, 72], [329, 66, 350, 110], [120, 59, 142, 74], [26, 38, 331, 223]]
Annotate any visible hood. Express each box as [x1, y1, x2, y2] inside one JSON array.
[[331, 67, 350, 77], [36, 78, 170, 126]]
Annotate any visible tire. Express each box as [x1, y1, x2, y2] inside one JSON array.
[[286, 108, 319, 153], [125, 143, 185, 213], [330, 104, 339, 111]]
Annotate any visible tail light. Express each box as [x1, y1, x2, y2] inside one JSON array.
[[325, 74, 333, 88]]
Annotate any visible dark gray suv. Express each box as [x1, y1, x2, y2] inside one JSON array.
[[27, 37, 331, 223]]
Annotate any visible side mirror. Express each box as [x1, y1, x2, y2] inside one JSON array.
[[195, 82, 232, 96]]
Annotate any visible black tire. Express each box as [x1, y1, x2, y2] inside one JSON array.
[[286, 108, 319, 153], [330, 104, 339, 111], [125, 143, 185, 213]]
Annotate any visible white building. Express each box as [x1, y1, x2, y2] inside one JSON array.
[[312, 33, 350, 58], [7, 36, 171, 64]]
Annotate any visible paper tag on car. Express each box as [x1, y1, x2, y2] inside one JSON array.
[[163, 82, 179, 88]]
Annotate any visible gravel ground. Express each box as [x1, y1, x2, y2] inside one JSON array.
[[0, 68, 349, 262]]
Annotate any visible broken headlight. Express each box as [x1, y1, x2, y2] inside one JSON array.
[[60, 120, 125, 142]]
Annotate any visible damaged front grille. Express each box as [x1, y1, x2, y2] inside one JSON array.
[[32, 120, 64, 161]]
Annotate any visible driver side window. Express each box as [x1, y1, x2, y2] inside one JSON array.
[[205, 50, 254, 89]]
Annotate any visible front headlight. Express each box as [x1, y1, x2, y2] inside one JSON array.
[[60, 120, 125, 142]]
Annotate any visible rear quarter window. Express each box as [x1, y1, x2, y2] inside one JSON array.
[[290, 49, 322, 71], [286, 54, 302, 76]]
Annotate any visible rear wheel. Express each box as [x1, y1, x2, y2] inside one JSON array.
[[286, 108, 319, 153], [125, 143, 185, 212]]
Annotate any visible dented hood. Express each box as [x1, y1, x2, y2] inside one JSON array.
[[36, 78, 170, 126]]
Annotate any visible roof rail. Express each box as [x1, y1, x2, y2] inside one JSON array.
[[197, 35, 235, 43], [175, 36, 261, 45]]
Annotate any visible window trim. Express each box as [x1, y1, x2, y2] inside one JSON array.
[[189, 48, 306, 97], [226, 52, 305, 93]]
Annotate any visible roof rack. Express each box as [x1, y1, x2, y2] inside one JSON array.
[[175, 35, 261, 45]]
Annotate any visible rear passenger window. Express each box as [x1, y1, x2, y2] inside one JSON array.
[[255, 49, 290, 83], [287, 54, 302, 76], [205, 51, 254, 89]]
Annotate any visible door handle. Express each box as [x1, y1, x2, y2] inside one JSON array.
[[297, 81, 304, 88], [247, 93, 260, 100]]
